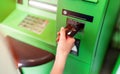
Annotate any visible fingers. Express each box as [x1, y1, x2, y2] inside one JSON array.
[[59, 27, 66, 40], [67, 36, 75, 43], [57, 32, 60, 36], [56, 36, 60, 42], [57, 27, 75, 43], [56, 32, 60, 42]]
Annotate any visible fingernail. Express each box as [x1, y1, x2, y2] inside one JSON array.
[[61, 27, 64, 30]]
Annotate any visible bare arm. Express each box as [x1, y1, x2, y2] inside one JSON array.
[[51, 27, 75, 74]]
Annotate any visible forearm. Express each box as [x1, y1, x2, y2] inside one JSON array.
[[50, 54, 67, 74], [51, 27, 75, 74]]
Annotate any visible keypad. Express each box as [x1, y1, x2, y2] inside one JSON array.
[[19, 15, 48, 34]]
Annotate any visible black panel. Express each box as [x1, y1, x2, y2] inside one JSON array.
[[62, 9, 94, 22]]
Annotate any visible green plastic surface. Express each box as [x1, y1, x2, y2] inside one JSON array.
[[0, 0, 16, 22], [63, 57, 90, 74], [21, 61, 54, 74], [91, 1, 120, 74], [57, 0, 120, 74]]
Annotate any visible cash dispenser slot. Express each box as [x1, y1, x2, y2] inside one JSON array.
[[70, 38, 80, 56], [29, 0, 57, 13]]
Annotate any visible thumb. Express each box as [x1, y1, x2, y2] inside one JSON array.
[[67, 36, 75, 43]]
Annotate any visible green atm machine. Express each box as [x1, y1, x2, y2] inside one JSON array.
[[0, 0, 57, 53], [0, 0, 57, 74], [57, 0, 120, 74], [0, 0, 120, 74]]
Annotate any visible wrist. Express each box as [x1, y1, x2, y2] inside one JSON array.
[[56, 53, 68, 59], [56, 54, 67, 61]]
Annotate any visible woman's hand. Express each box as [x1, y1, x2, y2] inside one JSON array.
[[51, 27, 75, 74], [56, 27, 75, 57]]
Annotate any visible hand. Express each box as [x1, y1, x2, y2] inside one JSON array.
[[56, 27, 75, 57], [50, 27, 75, 74]]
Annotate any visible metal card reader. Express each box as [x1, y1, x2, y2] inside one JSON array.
[[65, 18, 85, 37]]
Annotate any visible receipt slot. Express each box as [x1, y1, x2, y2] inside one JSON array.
[[57, 0, 120, 74]]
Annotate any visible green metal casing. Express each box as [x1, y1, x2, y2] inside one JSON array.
[[0, 0, 57, 74], [57, 0, 120, 74]]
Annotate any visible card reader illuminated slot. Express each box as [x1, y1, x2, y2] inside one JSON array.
[[65, 18, 85, 37]]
